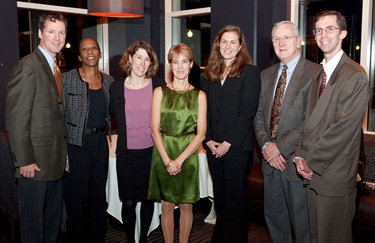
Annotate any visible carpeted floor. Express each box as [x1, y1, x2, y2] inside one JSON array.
[[104, 198, 270, 243], [2, 198, 375, 242]]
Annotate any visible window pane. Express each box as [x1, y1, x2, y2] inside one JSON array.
[[17, 9, 98, 71], [172, 14, 210, 87], [368, 2, 375, 130], [172, 0, 210, 11], [302, 1, 362, 64]]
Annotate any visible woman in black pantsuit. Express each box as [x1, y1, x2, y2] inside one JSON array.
[[63, 37, 114, 243], [202, 25, 261, 243], [110, 41, 165, 243]]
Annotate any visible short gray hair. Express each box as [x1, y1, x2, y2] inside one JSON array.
[[271, 20, 300, 38]]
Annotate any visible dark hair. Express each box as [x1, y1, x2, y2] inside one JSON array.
[[79, 37, 101, 53], [167, 43, 194, 64], [39, 12, 68, 32], [204, 25, 253, 82], [314, 10, 347, 31], [119, 40, 159, 78]]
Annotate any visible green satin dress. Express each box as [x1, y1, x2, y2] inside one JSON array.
[[148, 85, 200, 203]]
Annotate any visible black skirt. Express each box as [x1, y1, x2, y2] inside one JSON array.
[[116, 146, 153, 201]]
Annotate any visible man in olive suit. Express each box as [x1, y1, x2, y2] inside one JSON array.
[[5, 12, 68, 243], [294, 10, 369, 243]]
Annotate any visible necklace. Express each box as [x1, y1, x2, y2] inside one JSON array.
[[171, 82, 190, 93]]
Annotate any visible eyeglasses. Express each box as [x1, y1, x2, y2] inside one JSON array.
[[313, 26, 340, 35], [272, 36, 297, 43]]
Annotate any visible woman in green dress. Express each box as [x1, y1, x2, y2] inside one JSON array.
[[148, 43, 207, 243]]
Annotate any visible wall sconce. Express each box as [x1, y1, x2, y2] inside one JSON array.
[[88, 0, 144, 18]]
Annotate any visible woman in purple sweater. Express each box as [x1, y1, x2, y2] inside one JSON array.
[[110, 41, 165, 243]]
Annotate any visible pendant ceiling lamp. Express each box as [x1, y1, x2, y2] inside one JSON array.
[[88, 0, 144, 18]]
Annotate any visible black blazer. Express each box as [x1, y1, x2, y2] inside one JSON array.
[[109, 76, 166, 161], [202, 64, 261, 153]]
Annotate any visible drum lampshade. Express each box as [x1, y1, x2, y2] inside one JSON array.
[[88, 0, 144, 18]]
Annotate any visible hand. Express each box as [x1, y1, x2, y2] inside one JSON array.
[[268, 154, 286, 171], [20, 163, 41, 178], [213, 141, 231, 158], [294, 158, 313, 180], [206, 140, 220, 156], [262, 142, 280, 161]]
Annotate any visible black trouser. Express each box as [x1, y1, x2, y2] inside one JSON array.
[[207, 151, 252, 243], [121, 199, 154, 243], [63, 133, 109, 243], [18, 178, 63, 243]]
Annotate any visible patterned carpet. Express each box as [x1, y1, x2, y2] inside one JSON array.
[[104, 198, 270, 243], [2, 198, 375, 242]]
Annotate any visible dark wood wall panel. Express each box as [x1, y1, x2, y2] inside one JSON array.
[[0, 0, 19, 129]]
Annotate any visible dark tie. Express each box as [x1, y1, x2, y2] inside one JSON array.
[[270, 65, 287, 139], [318, 70, 327, 98], [53, 61, 62, 99]]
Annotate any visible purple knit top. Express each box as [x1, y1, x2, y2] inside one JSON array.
[[124, 81, 154, 149]]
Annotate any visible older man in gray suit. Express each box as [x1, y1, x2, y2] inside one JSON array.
[[5, 12, 68, 243], [295, 10, 369, 243], [254, 21, 321, 243]]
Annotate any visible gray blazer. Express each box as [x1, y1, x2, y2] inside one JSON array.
[[62, 68, 114, 147], [5, 48, 68, 181], [295, 53, 369, 196], [254, 57, 321, 181]]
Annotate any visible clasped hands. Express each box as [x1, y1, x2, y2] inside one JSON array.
[[206, 140, 231, 159], [262, 142, 286, 171], [294, 157, 313, 181], [166, 160, 181, 176]]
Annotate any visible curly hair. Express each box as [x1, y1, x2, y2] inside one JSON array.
[[119, 40, 159, 78], [204, 25, 253, 82]]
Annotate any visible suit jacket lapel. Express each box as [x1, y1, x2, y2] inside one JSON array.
[[279, 58, 305, 125], [303, 54, 348, 136]]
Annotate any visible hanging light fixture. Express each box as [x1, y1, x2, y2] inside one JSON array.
[[88, 0, 144, 18]]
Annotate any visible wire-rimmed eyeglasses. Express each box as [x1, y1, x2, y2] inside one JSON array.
[[313, 26, 340, 35], [272, 36, 297, 43]]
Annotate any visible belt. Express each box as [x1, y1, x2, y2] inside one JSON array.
[[160, 130, 195, 137], [85, 127, 107, 134]]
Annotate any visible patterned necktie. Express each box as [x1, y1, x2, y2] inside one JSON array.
[[319, 70, 327, 98], [53, 61, 62, 99], [270, 65, 287, 139]]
